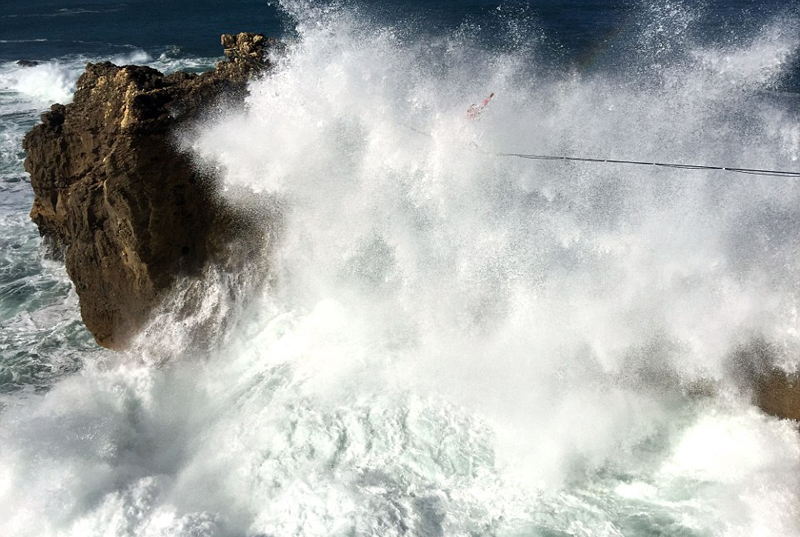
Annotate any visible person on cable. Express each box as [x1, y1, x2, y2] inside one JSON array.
[[467, 92, 494, 119]]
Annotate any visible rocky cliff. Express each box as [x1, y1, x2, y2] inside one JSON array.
[[23, 33, 277, 349]]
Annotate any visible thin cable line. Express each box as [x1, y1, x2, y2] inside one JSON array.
[[494, 152, 800, 178], [396, 122, 800, 178]]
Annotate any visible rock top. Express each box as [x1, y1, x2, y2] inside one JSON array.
[[23, 33, 276, 349]]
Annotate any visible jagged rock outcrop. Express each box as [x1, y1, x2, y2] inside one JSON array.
[[23, 33, 278, 349]]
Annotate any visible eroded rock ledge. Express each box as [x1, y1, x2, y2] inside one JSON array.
[[23, 33, 277, 349]]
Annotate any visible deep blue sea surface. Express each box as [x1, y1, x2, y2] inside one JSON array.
[[1, 1, 800, 536]]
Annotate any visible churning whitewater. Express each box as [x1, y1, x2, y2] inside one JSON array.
[[2, 1, 800, 536]]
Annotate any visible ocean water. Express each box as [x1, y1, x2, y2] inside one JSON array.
[[2, 0, 800, 536]]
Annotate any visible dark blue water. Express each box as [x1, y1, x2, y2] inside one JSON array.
[[0, 0, 280, 60]]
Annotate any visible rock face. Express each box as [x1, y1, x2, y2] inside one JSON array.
[[730, 339, 800, 425], [23, 33, 277, 349], [754, 370, 800, 424]]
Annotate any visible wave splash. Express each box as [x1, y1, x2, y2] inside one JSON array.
[[3, 2, 800, 536]]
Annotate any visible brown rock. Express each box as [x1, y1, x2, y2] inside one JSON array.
[[754, 369, 800, 424], [729, 338, 800, 424], [23, 33, 278, 350]]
